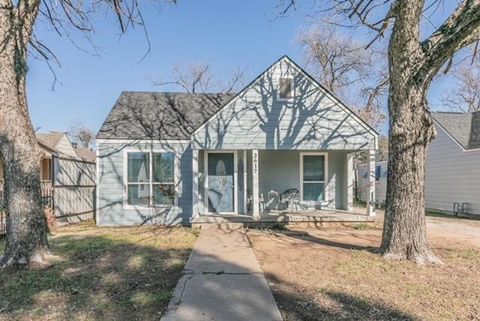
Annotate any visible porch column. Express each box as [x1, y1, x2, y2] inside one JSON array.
[[366, 149, 376, 216], [243, 150, 247, 214], [252, 149, 260, 218], [192, 149, 199, 219], [346, 153, 354, 211]]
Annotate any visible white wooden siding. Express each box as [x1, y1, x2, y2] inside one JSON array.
[[425, 125, 480, 215]]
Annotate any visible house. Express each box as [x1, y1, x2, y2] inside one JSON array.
[[95, 56, 379, 226], [425, 111, 480, 216], [0, 132, 96, 229], [356, 160, 387, 205], [356, 111, 480, 217]]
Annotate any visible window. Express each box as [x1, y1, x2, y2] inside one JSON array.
[[279, 78, 293, 99], [41, 158, 52, 181], [126, 152, 174, 206], [301, 154, 326, 202], [375, 165, 381, 181]]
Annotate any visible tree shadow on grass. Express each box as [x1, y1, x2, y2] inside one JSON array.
[[0, 231, 192, 321], [269, 229, 379, 253], [267, 275, 415, 321]]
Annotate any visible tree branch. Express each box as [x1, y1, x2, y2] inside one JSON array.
[[416, 0, 480, 85]]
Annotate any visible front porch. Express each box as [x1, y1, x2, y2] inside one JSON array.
[[191, 208, 374, 227], [191, 149, 377, 221]]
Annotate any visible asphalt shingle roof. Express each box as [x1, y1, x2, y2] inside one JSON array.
[[432, 111, 480, 150], [97, 91, 235, 140], [36, 132, 64, 151], [75, 147, 96, 163]]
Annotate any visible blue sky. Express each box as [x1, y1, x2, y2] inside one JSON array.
[[27, 0, 454, 134]]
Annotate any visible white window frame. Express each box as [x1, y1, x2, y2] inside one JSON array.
[[299, 152, 328, 203], [204, 150, 238, 215], [123, 149, 176, 209], [277, 77, 294, 101]]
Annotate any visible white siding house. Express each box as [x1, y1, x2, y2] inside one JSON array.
[[357, 111, 480, 216], [357, 160, 387, 205], [425, 112, 480, 216]]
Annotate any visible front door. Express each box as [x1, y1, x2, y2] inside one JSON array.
[[207, 153, 234, 213]]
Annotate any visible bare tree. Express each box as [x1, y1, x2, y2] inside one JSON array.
[[298, 23, 387, 129], [68, 122, 95, 148], [153, 62, 246, 93], [0, 0, 175, 267], [285, 0, 480, 264], [442, 62, 480, 112]]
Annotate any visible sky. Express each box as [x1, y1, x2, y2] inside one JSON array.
[[27, 0, 457, 135]]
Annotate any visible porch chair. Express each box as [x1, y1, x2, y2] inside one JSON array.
[[280, 188, 300, 211]]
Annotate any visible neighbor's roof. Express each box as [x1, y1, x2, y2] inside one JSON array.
[[35, 132, 64, 153], [75, 147, 96, 163], [432, 111, 480, 150], [97, 92, 235, 140], [36, 132, 64, 151]]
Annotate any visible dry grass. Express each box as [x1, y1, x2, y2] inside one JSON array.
[[0, 221, 197, 321], [248, 218, 480, 321]]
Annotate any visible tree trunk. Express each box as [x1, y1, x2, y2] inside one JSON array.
[[379, 1, 442, 264], [0, 16, 50, 267], [380, 92, 439, 264]]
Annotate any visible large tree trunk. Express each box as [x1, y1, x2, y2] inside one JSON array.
[[380, 4, 440, 263], [0, 15, 50, 267], [380, 88, 440, 264]]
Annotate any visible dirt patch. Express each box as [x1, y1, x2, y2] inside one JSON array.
[[0, 221, 197, 321], [248, 216, 480, 321]]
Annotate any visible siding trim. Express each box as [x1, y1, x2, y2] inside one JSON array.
[[95, 147, 100, 223]]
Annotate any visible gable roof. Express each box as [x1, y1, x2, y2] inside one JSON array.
[[97, 56, 378, 144], [192, 56, 379, 139], [36, 132, 64, 151], [97, 92, 234, 140], [432, 111, 480, 150]]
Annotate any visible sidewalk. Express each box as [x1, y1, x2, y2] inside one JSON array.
[[161, 224, 283, 321]]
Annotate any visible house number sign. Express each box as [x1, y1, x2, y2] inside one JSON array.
[[253, 152, 258, 175]]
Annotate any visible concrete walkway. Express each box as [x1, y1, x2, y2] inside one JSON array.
[[161, 224, 283, 321]]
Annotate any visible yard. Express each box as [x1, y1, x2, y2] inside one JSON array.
[[248, 214, 480, 321], [0, 222, 197, 321]]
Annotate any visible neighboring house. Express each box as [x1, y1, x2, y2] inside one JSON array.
[[356, 111, 480, 217], [357, 160, 387, 205], [426, 111, 480, 216], [96, 56, 379, 226], [0, 132, 96, 229]]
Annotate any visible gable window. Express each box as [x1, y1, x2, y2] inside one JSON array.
[[279, 78, 293, 100], [126, 152, 174, 206], [301, 153, 327, 202]]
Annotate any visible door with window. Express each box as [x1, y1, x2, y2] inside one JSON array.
[[301, 154, 327, 202], [207, 153, 234, 213]]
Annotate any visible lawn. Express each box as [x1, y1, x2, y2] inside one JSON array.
[[249, 217, 480, 321], [0, 221, 197, 321]]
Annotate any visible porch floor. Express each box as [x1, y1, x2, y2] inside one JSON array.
[[191, 209, 375, 226]]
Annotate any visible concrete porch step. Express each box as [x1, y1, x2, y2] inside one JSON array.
[[191, 211, 375, 228]]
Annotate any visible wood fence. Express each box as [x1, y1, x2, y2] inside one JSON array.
[[0, 155, 96, 235]]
